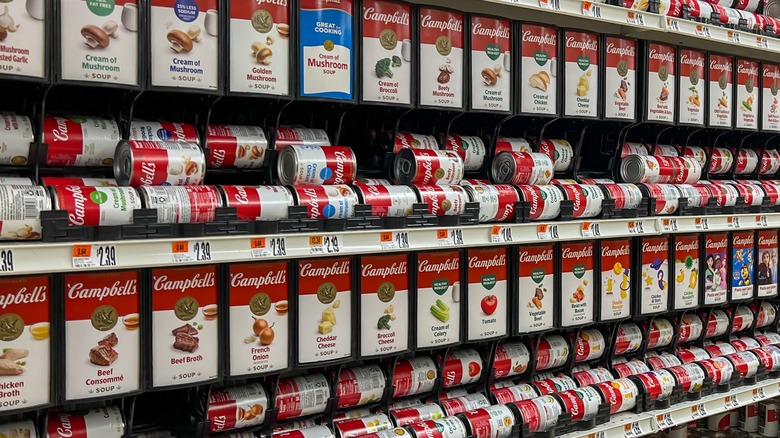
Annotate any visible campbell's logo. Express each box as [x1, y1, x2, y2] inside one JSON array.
[[0, 284, 47, 310], [567, 186, 582, 211], [65, 185, 89, 226], [420, 14, 463, 32], [498, 201, 514, 222], [212, 416, 226, 431], [760, 235, 778, 246], [51, 117, 70, 142], [68, 280, 137, 301], [472, 22, 510, 39], [710, 59, 732, 73], [421, 152, 434, 182], [643, 241, 668, 253], [256, 0, 288, 6], [154, 272, 216, 293], [333, 150, 349, 183], [302, 187, 321, 217], [763, 67, 780, 79], [364, 7, 410, 25], [706, 238, 728, 250], [300, 261, 350, 278], [396, 133, 412, 150], [231, 270, 287, 288], [680, 53, 704, 68], [53, 413, 74, 437], [738, 63, 759, 77], [676, 240, 698, 253], [734, 235, 754, 247], [562, 391, 579, 416], [602, 244, 630, 258], [562, 246, 593, 259], [519, 249, 553, 264], [363, 262, 407, 278], [418, 257, 459, 273], [212, 149, 226, 167], [648, 48, 674, 64], [171, 123, 187, 142], [234, 185, 249, 205], [607, 43, 635, 57], [524, 186, 540, 214], [522, 30, 556, 45], [140, 162, 156, 186], [566, 36, 597, 52], [468, 254, 506, 269]]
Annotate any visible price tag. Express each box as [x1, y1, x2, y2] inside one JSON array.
[[539, 0, 560, 10], [380, 231, 410, 250], [695, 218, 709, 230], [695, 25, 712, 38], [757, 37, 769, 49], [491, 226, 513, 243], [309, 235, 342, 254], [581, 222, 601, 238], [586, 432, 605, 438], [691, 403, 707, 419], [72, 244, 118, 268], [172, 241, 212, 263], [656, 413, 675, 429], [728, 31, 741, 43], [661, 218, 679, 232], [438, 229, 464, 246], [626, 11, 645, 26], [582, 1, 601, 17], [725, 395, 739, 409], [0, 249, 14, 272], [753, 387, 766, 401], [251, 237, 286, 258], [628, 220, 645, 234], [667, 18, 681, 31], [757, 215, 768, 227], [537, 224, 559, 240], [624, 422, 644, 438]]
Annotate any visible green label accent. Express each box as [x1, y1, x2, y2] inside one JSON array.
[[531, 269, 546, 284], [432, 279, 449, 295], [90, 190, 108, 204], [577, 56, 590, 71], [87, 0, 116, 16], [486, 44, 501, 61], [481, 274, 497, 290], [534, 50, 548, 66], [573, 264, 586, 279]]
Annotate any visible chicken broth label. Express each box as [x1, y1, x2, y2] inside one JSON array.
[[150, 0, 220, 90], [470, 16, 511, 112], [762, 63, 780, 132], [731, 231, 755, 301], [560, 242, 594, 326], [416, 250, 461, 348], [704, 233, 729, 305], [564, 31, 599, 118], [521, 24, 557, 115], [679, 49, 705, 126], [517, 245, 555, 333], [300, 0, 354, 100], [229, 0, 291, 96], [604, 37, 636, 120], [645, 43, 675, 123], [362, 0, 412, 105], [151, 266, 219, 387], [229, 262, 289, 376], [0, 0, 47, 79], [64, 271, 140, 400], [0, 276, 50, 412], [736, 59, 759, 130], [419, 7, 464, 109], [708, 54, 733, 127], [360, 254, 409, 357], [757, 231, 778, 297], [640, 237, 669, 315], [673, 235, 700, 309], [466, 248, 507, 340], [600, 239, 631, 320], [298, 258, 352, 363]]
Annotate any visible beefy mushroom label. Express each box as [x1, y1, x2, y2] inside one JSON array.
[[151, 265, 218, 388], [419, 7, 464, 109], [679, 49, 705, 126], [564, 31, 599, 118], [150, 0, 219, 90], [362, 0, 412, 105], [229, 262, 289, 376], [518, 245, 554, 333], [640, 237, 669, 315], [560, 242, 594, 326], [299, 0, 354, 100], [645, 43, 675, 123], [0, 276, 49, 412], [64, 271, 140, 401], [708, 54, 733, 128], [360, 254, 409, 357], [731, 231, 755, 301], [0, 0, 46, 79], [757, 230, 778, 298], [298, 258, 352, 363], [604, 37, 636, 120], [416, 250, 461, 348], [520, 24, 557, 115], [470, 16, 511, 112], [736, 59, 759, 130], [229, 0, 290, 96], [762, 63, 780, 132], [704, 233, 729, 305], [600, 239, 631, 321], [673, 235, 700, 310], [60, 0, 139, 85], [466, 248, 507, 340]]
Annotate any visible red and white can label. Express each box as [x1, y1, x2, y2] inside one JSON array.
[[604, 36, 636, 120], [275, 128, 331, 150], [457, 405, 515, 438], [572, 366, 614, 386], [673, 235, 700, 309], [736, 59, 759, 130], [518, 245, 555, 332], [393, 133, 439, 154], [463, 184, 519, 223], [360, 254, 409, 357], [561, 242, 594, 326], [704, 233, 729, 305], [416, 251, 461, 348], [492, 152, 554, 185], [564, 31, 599, 118], [707, 412, 731, 432], [683, 145, 707, 168], [709, 54, 734, 128], [509, 396, 562, 433], [129, 121, 199, 144], [756, 301, 777, 328], [441, 393, 490, 416], [654, 144, 679, 156], [515, 185, 562, 221], [674, 183, 709, 208], [64, 271, 140, 401], [733, 183, 764, 206], [275, 426, 335, 438], [559, 184, 604, 218], [601, 183, 643, 210], [419, 7, 465, 109], [533, 375, 577, 396], [208, 383, 270, 433], [731, 335, 761, 352], [446, 135, 487, 172], [538, 139, 573, 172], [762, 182, 780, 205], [731, 305, 755, 333], [151, 266, 219, 387], [54, 186, 141, 227], [470, 14, 511, 112], [639, 237, 669, 315], [645, 351, 682, 369], [600, 239, 631, 320], [43, 116, 121, 166], [753, 345, 780, 371], [704, 341, 737, 357], [276, 374, 331, 421], [467, 248, 507, 340], [575, 329, 605, 362], [221, 185, 294, 221], [741, 403, 760, 433], [207, 125, 268, 169], [759, 402, 780, 436], [634, 370, 675, 400], [392, 357, 437, 398], [698, 357, 734, 385], [647, 318, 674, 349], [442, 349, 483, 389], [491, 384, 537, 404], [676, 345, 710, 364], [757, 231, 779, 298], [0, 113, 33, 166], [732, 232, 755, 301], [42, 177, 117, 187], [555, 387, 601, 422], [492, 342, 530, 379], [762, 149, 780, 174], [615, 323, 643, 355], [667, 363, 706, 393], [646, 43, 676, 123], [762, 64, 780, 133], [358, 428, 412, 438], [46, 406, 125, 438], [592, 379, 638, 414], [362, 0, 412, 105], [621, 142, 649, 158], [355, 184, 417, 218], [391, 403, 445, 427], [139, 186, 223, 224], [124, 141, 206, 186], [725, 351, 760, 378], [706, 309, 730, 338], [337, 414, 393, 438], [612, 357, 650, 378], [494, 137, 531, 154], [415, 185, 468, 216], [278, 145, 357, 185], [679, 49, 706, 125], [734, 148, 759, 174], [405, 417, 467, 438], [708, 147, 735, 174], [520, 24, 558, 115], [535, 335, 569, 370], [757, 331, 780, 346], [298, 258, 352, 363], [292, 185, 359, 219]]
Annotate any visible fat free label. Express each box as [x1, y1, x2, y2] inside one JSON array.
[[362, 0, 412, 105], [673, 235, 700, 309], [560, 242, 594, 326], [604, 37, 636, 120], [298, 258, 352, 363], [470, 16, 511, 112], [360, 254, 409, 356], [228, 262, 289, 376], [757, 231, 778, 297], [736, 59, 759, 130], [564, 31, 599, 118], [679, 49, 706, 126], [520, 24, 557, 115], [466, 248, 507, 340], [0, 0, 46, 79], [731, 231, 755, 301], [600, 239, 631, 321], [518, 245, 555, 333], [300, 0, 354, 100], [64, 271, 140, 400], [762, 63, 780, 132], [229, 0, 290, 96], [704, 233, 729, 305], [419, 7, 464, 109], [0, 276, 50, 412], [708, 54, 733, 128], [646, 43, 676, 123], [640, 237, 669, 315], [151, 265, 219, 387], [416, 250, 461, 348]]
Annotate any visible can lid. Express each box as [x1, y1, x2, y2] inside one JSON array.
[[619, 155, 646, 184]]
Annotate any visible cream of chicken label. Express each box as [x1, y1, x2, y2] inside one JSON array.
[[757, 230, 778, 297], [736, 59, 759, 130], [762, 63, 780, 132], [704, 233, 729, 305], [362, 0, 412, 104], [470, 16, 511, 112], [673, 235, 700, 309], [520, 24, 557, 115], [645, 43, 675, 123], [416, 250, 461, 348], [564, 31, 599, 118], [679, 49, 705, 125], [604, 36, 636, 120], [518, 245, 555, 332], [599, 239, 631, 320], [360, 254, 409, 357], [731, 231, 755, 301], [708, 54, 734, 128], [640, 237, 669, 315], [418, 7, 464, 109], [560, 242, 594, 326], [466, 248, 507, 340]]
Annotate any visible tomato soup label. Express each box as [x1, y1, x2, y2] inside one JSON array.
[[466, 248, 507, 340]]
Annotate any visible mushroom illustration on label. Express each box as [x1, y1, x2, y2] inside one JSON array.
[[0, 6, 18, 41], [167, 26, 203, 53], [481, 66, 501, 86], [252, 41, 273, 65], [81, 21, 118, 49], [438, 61, 454, 84]]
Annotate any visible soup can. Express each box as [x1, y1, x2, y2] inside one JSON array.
[[42, 116, 121, 167], [491, 152, 554, 185], [277, 145, 357, 185], [41, 176, 116, 187], [51, 185, 141, 226], [290, 185, 359, 219], [440, 393, 490, 416], [708, 147, 735, 174], [591, 379, 639, 414], [535, 335, 569, 371], [696, 357, 734, 386], [275, 128, 331, 150], [621, 142, 649, 158], [612, 358, 650, 378], [441, 349, 483, 389], [208, 383, 270, 433], [395, 149, 464, 185], [703, 341, 737, 358], [751, 345, 780, 372], [724, 351, 761, 378], [678, 314, 704, 343], [667, 363, 706, 393], [0, 185, 51, 241], [572, 366, 614, 386], [46, 406, 125, 437], [505, 396, 562, 433], [113, 140, 206, 186], [756, 302, 777, 328], [456, 405, 516, 438], [494, 137, 532, 155], [353, 184, 418, 217], [0, 112, 34, 166], [461, 184, 520, 222], [646, 318, 674, 349], [514, 185, 563, 221], [392, 357, 438, 398], [393, 132, 439, 153], [335, 414, 393, 438], [275, 374, 331, 421], [630, 370, 676, 401], [674, 184, 710, 208], [129, 120, 200, 144], [137, 185, 223, 224], [219, 185, 295, 221], [336, 365, 386, 409], [676, 346, 711, 364], [756, 331, 780, 346], [638, 183, 681, 215], [599, 183, 643, 210], [492, 342, 530, 379], [490, 383, 538, 405], [404, 417, 467, 438], [645, 352, 682, 370], [275, 426, 336, 438], [558, 184, 604, 218], [445, 135, 487, 172], [734, 148, 760, 174], [553, 387, 602, 422], [575, 329, 605, 362], [532, 375, 578, 396], [206, 125, 269, 169], [729, 335, 761, 352], [654, 144, 680, 156], [538, 139, 574, 172], [706, 309, 730, 338], [614, 323, 643, 355], [761, 149, 780, 175]]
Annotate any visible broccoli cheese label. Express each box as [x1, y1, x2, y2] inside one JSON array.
[[415, 250, 461, 348], [361, 0, 412, 105], [360, 254, 409, 357], [600, 239, 631, 321]]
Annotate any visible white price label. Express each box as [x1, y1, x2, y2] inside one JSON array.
[[581, 222, 601, 238], [691, 403, 707, 419], [628, 220, 645, 234], [539, 0, 560, 10], [725, 395, 739, 409], [753, 387, 766, 401], [491, 226, 513, 243], [728, 217, 741, 229], [757, 215, 768, 227], [667, 18, 681, 31], [310, 235, 342, 254], [757, 37, 769, 49], [662, 219, 679, 232], [624, 422, 644, 438], [695, 218, 709, 230], [537, 224, 559, 240], [626, 11, 645, 26], [656, 413, 676, 429], [0, 249, 14, 272], [694, 25, 712, 38], [251, 237, 287, 258], [73, 244, 117, 268], [381, 231, 410, 250], [728, 31, 741, 43], [582, 1, 601, 17], [438, 229, 464, 246], [173, 241, 211, 263]]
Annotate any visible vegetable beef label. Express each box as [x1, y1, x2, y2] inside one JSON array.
[[518, 245, 555, 332], [646, 43, 675, 123], [360, 254, 409, 356], [604, 37, 636, 120], [416, 251, 461, 348]]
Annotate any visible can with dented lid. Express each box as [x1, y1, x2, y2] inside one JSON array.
[[514, 185, 563, 221], [440, 393, 490, 416], [761, 149, 780, 175], [413, 185, 468, 216], [392, 357, 438, 398], [290, 185, 359, 219], [278, 145, 357, 186], [575, 329, 605, 362], [393, 132, 439, 154], [491, 152, 554, 185], [275, 374, 331, 421], [638, 183, 681, 215], [553, 387, 602, 423], [559, 184, 604, 218], [645, 351, 682, 370], [538, 139, 574, 172], [724, 351, 761, 378], [129, 120, 200, 144], [442, 349, 483, 389], [207, 383, 269, 433], [535, 335, 569, 371], [138, 185, 223, 224], [505, 396, 562, 433], [667, 363, 706, 393], [572, 366, 614, 386], [646, 318, 674, 349], [612, 357, 650, 378], [206, 125, 268, 168], [614, 323, 643, 355], [51, 185, 141, 226], [490, 384, 538, 405], [630, 369, 676, 401], [404, 417, 467, 438], [395, 149, 464, 185], [390, 403, 446, 427], [696, 356, 734, 385], [46, 406, 125, 437], [532, 375, 577, 396], [676, 345, 711, 364], [456, 405, 516, 438], [353, 184, 417, 217], [599, 183, 643, 210], [734, 148, 760, 174], [494, 137, 532, 155], [219, 185, 294, 221], [114, 140, 206, 186], [0, 112, 33, 166], [591, 379, 639, 414], [461, 184, 519, 222], [678, 314, 704, 343], [337, 365, 386, 409], [445, 135, 487, 172], [335, 414, 393, 438], [492, 342, 530, 379], [274, 128, 331, 150]]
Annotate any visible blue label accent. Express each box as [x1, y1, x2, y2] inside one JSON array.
[[174, 0, 199, 23], [319, 167, 334, 181], [299, 4, 354, 100], [323, 204, 336, 218], [156, 128, 173, 140], [161, 182, 172, 186]]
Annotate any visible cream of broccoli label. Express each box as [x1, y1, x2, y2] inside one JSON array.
[[362, 0, 411, 104]]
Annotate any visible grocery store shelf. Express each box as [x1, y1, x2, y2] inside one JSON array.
[[0, 213, 777, 275]]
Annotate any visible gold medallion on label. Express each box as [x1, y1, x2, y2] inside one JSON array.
[[317, 282, 337, 304], [250, 293, 272, 316], [435, 36, 452, 56], [0, 314, 23, 342], [252, 10, 274, 33], [91, 305, 119, 331], [379, 29, 398, 50], [377, 282, 396, 303], [175, 296, 199, 321]]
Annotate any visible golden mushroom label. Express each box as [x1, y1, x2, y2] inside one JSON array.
[[673, 235, 700, 310], [560, 242, 594, 326], [299, 0, 355, 100], [679, 49, 706, 126], [418, 7, 464, 109], [470, 15, 511, 112], [604, 36, 636, 120], [757, 230, 779, 298], [0, 0, 46, 79], [599, 239, 632, 321], [708, 54, 734, 128], [736, 58, 759, 130], [640, 237, 669, 315], [645, 43, 676, 123], [564, 30, 599, 118], [762, 63, 780, 132], [362, 0, 412, 104], [360, 254, 409, 357]]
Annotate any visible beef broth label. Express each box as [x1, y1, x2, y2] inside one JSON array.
[[561, 242, 594, 326], [466, 248, 507, 340], [762, 63, 780, 132], [736, 59, 759, 130], [0, 276, 50, 412], [757, 231, 779, 297], [299, 0, 355, 100], [704, 233, 729, 305], [361, 254, 409, 356], [64, 271, 140, 400], [708, 54, 733, 127], [673, 235, 700, 309], [604, 37, 636, 120], [679, 49, 706, 126], [732, 232, 755, 301], [470, 16, 511, 112], [520, 24, 558, 115], [419, 8, 464, 109], [229, 262, 289, 376], [600, 239, 631, 320], [362, 0, 412, 104], [640, 237, 669, 314], [564, 31, 599, 118], [646, 43, 676, 123], [518, 245, 555, 332], [298, 258, 352, 363], [151, 266, 219, 387], [416, 251, 461, 347]]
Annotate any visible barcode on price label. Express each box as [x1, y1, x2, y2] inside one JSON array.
[[691, 403, 707, 418], [73, 244, 117, 268], [753, 387, 766, 401], [728, 217, 740, 228], [381, 231, 410, 250], [581, 222, 600, 237], [251, 237, 286, 258], [695, 218, 709, 230], [491, 226, 512, 243], [310, 235, 342, 254], [539, 0, 560, 10], [628, 220, 645, 234], [667, 18, 681, 31], [172, 241, 212, 263], [662, 219, 678, 232], [695, 25, 712, 37], [537, 224, 559, 240], [757, 215, 768, 227], [624, 422, 643, 437], [582, 1, 601, 17], [627, 11, 645, 25], [728, 31, 740, 43], [438, 229, 464, 246], [757, 37, 769, 48], [656, 413, 675, 429]]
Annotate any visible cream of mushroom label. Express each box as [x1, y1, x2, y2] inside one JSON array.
[[640, 237, 669, 314], [673, 235, 700, 309], [416, 250, 461, 348], [757, 230, 779, 297], [299, 0, 354, 100], [418, 7, 464, 109], [466, 248, 507, 340], [604, 36, 636, 120], [708, 54, 733, 127], [736, 59, 759, 130], [0, 0, 46, 79], [679, 49, 706, 125], [600, 239, 631, 320], [518, 244, 555, 332], [762, 63, 780, 131], [520, 24, 557, 115], [645, 43, 675, 123], [470, 15, 511, 112], [362, 0, 412, 105], [360, 254, 409, 357], [560, 242, 594, 326]]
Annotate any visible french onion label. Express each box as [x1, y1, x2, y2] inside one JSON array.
[[418, 7, 464, 109], [0, 0, 46, 79], [151, 265, 219, 387], [361, 0, 412, 104], [600, 239, 632, 320], [470, 15, 511, 112], [762, 63, 780, 132], [604, 36, 636, 120], [416, 250, 461, 348], [679, 49, 706, 126], [360, 254, 409, 357], [64, 271, 140, 400], [298, 258, 352, 363], [645, 43, 676, 123], [708, 54, 734, 128], [640, 237, 669, 315], [564, 31, 599, 118], [736, 59, 759, 130], [520, 24, 557, 115], [517, 245, 555, 333], [673, 235, 700, 309], [466, 248, 507, 340], [228, 261, 289, 376], [704, 233, 729, 305], [299, 0, 354, 100], [731, 232, 755, 301], [757, 230, 779, 297], [560, 242, 594, 326]]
